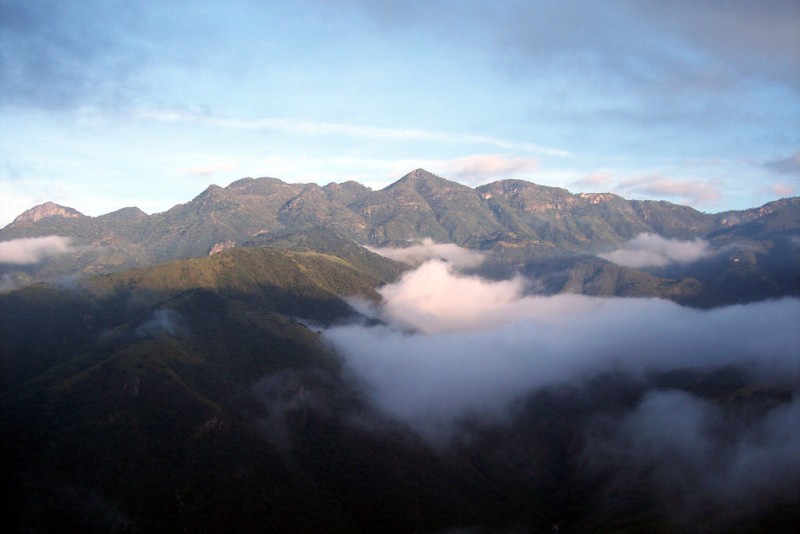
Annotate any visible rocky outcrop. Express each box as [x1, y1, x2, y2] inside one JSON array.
[[209, 241, 236, 255], [11, 202, 84, 225]]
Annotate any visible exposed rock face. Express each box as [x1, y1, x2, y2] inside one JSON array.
[[578, 192, 622, 204], [209, 241, 236, 255], [11, 202, 84, 225]]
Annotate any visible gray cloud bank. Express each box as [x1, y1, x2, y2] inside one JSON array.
[[764, 150, 800, 176], [0, 236, 75, 264], [343, 0, 800, 113], [598, 233, 712, 268], [585, 390, 800, 524], [324, 261, 800, 440]]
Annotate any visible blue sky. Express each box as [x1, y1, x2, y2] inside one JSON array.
[[1, 0, 798, 226]]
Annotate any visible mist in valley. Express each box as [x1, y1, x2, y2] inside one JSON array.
[[320, 239, 800, 527]]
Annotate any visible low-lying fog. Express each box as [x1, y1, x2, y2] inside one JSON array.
[[320, 239, 799, 523]]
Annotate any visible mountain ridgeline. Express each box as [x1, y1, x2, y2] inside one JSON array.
[[3, 168, 796, 262], [2, 169, 798, 306], [2, 170, 799, 531]]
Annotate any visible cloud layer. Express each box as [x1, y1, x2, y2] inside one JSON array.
[[585, 390, 800, 523], [367, 239, 485, 271], [598, 233, 712, 268], [325, 261, 800, 440], [0, 236, 75, 264]]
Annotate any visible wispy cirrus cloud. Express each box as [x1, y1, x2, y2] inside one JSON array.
[[138, 110, 568, 156]]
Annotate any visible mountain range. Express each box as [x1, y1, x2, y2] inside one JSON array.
[[1, 169, 799, 532], [5, 169, 797, 255], [2, 168, 799, 306]]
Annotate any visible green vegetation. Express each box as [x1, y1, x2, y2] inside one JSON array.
[[1, 226, 797, 532], [0, 240, 401, 531], [3, 170, 797, 305], [1, 171, 798, 531]]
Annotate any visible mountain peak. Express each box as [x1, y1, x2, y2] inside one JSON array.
[[98, 206, 149, 222], [192, 184, 235, 204], [401, 168, 443, 182], [408, 168, 435, 178], [200, 184, 225, 195], [225, 176, 298, 195], [386, 168, 468, 192], [10, 202, 84, 225]]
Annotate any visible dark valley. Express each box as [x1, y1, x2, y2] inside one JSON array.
[[1, 169, 798, 532]]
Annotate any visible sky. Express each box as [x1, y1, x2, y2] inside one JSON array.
[[1, 0, 799, 227]]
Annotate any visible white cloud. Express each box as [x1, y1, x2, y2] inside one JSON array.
[[0, 236, 76, 264], [371, 260, 522, 333], [367, 239, 485, 271], [598, 233, 712, 268], [324, 261, 800, 441]]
